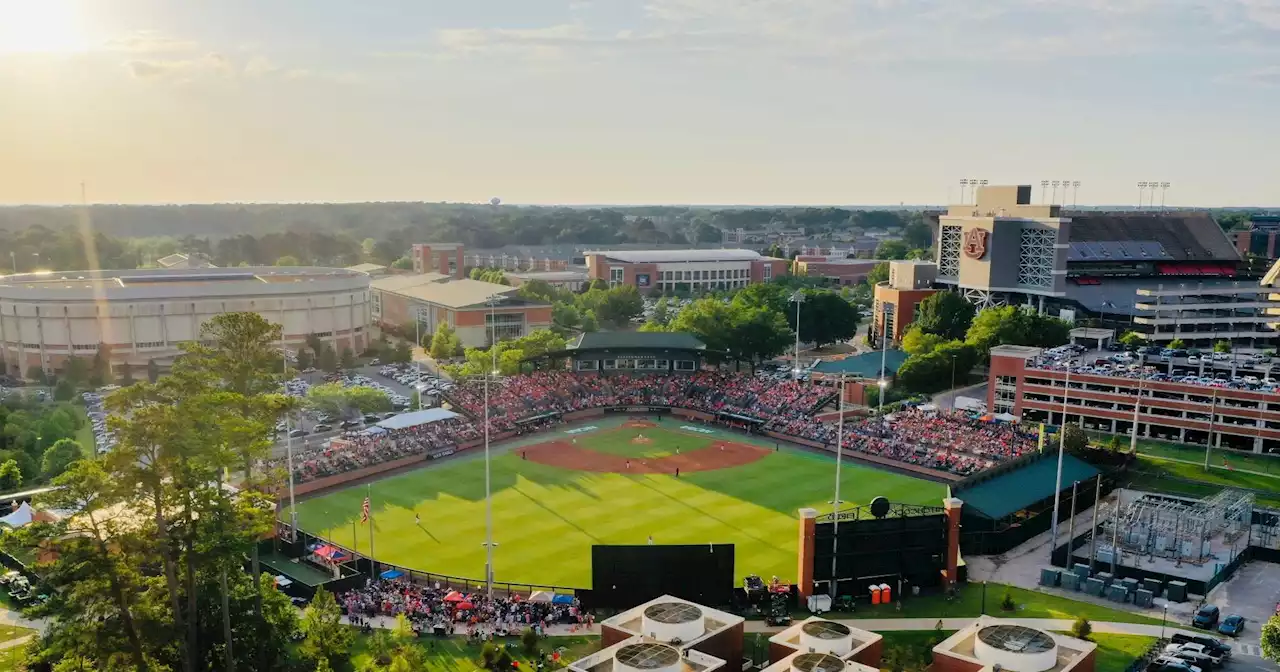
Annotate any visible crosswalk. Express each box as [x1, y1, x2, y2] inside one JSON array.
[[1235, 642, 1262, 658]]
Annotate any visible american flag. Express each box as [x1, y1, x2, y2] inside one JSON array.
[[361, 496, 371, 523]]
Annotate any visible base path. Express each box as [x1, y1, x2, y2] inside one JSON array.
[[523, 439, 770, 474]]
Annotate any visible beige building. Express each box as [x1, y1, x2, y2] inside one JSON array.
[[370, 274, 552, 347], [935, 185, 1069, 310], [0, 267, 371, 377]]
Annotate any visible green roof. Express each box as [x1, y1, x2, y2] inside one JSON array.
[[810, 350, 910, 378], [955, 453, 1099, 519], [569, 331, 706, 351]]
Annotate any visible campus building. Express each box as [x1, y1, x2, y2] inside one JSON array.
[[410, 243, 465, 279], [369, 273, 551, 347], [505, 270, 589, 292], [988, 345, 1280, 454], [584, 249, 789, 295], [523, 332, 713, 373], [792, 256, 881, 286], [872, 261, 941, 344], [0, 267, 372, 377]]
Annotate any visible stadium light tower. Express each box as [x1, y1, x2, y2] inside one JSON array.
[[1160, 182, 1171, 211], [1072, 181, 1081, 207], [1040, 180, 1049, 204], [482, 294, 503, 596], [1051, 180, 1060, 205], [968, 177, 979, 204], [282, 347, 298, 540], [1136, 182, 1147, 209], [1048, 365, 1072, 562], [790, 291, 806, 380], [959, 179, 969, 204]]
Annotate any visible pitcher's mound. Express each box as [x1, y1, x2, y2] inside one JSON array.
[[631, 435, 653, 445]]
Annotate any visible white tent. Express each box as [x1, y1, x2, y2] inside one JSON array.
[[0, 502, 34, 528], [528, 590, 554, 603], [994, 412, 1019, 423], [376, 408, 460, 431], [953, 396, 987, 412]]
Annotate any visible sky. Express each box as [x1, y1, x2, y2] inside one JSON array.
[[0, 0, 1278, 207]]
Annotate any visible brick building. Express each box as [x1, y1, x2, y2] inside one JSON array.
[[370, 274, 551, 348], [411, 243, 465, 278], [872, 261, 940, 344], [584, 249, 789, 295]]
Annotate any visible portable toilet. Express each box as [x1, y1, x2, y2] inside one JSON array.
[[869, 584, 882, 605], [879, 583, 892, 603]]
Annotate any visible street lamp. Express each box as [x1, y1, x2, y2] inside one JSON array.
[[829, 373, 847, 597], [789, 291, 806, 380], [482, 294, 502, 595], [1161, 602, 1168, 639], [1049, 364, 1072, 562]]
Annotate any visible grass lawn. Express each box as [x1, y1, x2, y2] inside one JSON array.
[[878, 630, 955, 670], [1089, 633, 1158, 672], [851, 583, 1164, 625], [349, 631, 598, 671], [295, 417, 945, 588], [0, 625, 33, 646], [1127, 456, 1280, 508], [73, 404, 95, 454]]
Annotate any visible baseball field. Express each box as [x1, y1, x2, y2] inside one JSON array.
[[293, 416, 945, 588]]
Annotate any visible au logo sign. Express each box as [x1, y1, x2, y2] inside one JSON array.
[[963, 228, 989, 260]]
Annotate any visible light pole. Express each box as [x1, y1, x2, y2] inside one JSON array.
[[415, 307, 424, 410], [8, 251, 14, 274], [1137, 182, 1147, 209], [829, 373, 847, 596], [959, 179, 969, 204], [1160, 182, 1171, 211], [877, 303, 891, 419], [1049, 365, 1072, 562], [1203, 388, 1218, 471], [282, 349, 298, 539], [482, 294, 501, 595], [1040, 180, 1050, 204], [1161, 603, 1168, 639], [790, 291, 806, 380], [1072, 181, 1081, 207]]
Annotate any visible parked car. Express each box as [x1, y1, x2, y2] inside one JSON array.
[[1217, 614, 1244, 637], [1150, 657, 1201, 672], [1192, 604, 1220, 629], [288, 429, 306, 438], [1162, 644, 1220, 668], [313, 424, 332, 433], [1170, 632, 1230, 659]]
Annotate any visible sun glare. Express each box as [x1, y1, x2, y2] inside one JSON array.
[[0, 0, 89, 54]]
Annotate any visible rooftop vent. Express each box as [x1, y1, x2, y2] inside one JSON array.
[[642, 602, 704, 644], [614, 642, 682, 672]]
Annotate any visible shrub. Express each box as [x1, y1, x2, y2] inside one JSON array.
[[1070, 617, 1092, 640], [522, 627, 539, 655], [1000, 590, 1016, 612]]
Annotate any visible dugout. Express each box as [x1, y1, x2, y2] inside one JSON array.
[[522, 331, 728, 372]]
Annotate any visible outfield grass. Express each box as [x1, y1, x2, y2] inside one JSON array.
[[1127, 456, 1280, 508], [580, 426, 713, 459], [845, 583, 1164, 625], [295, 417, 945, 588]]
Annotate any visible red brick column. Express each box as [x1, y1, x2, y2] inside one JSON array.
[[797, 508, 818, 600], [943, 498, 963, 589]]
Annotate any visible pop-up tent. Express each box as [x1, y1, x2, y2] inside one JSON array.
[[528, 591, 554, 603], [380, 569, 404, 580], [0, 503, 34, 528], [551, 594, 575, 605], [312, 545, 348, 562], [443, 590, 465, 603]]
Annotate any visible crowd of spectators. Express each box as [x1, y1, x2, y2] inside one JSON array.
[[272, 417, 480, 483], [795, 408, 1038, 475], [341, 579, 585, 636], [446, 371, 834, 435]]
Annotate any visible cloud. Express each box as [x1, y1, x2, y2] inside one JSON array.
[[102, 31, 200, 54], [126, 53, 234, 81]]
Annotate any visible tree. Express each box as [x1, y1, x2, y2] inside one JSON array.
[[792, 291, 860, 348], [876, 240, 910, 260], [902, 325, 945, 356], [732, 282, 790, 316], [1214, 340, 1232, 353], [63, 355, 89, 386], [340, 347, 356, 370], [965, 306, 1070, 354], [306, 382, 391, 417], [316, 343, 339, 372], [299, 589, 353, 669], [119, 362, 135, 386], [146, 358, 159, 383], [0, 460, 21, 491], [296, 348, 315, 370], [594, 285, 645, 328], [429, 322, 462, 360], [867, 262, 890, 286], [26, 365, 45, 384], [41, 438, 84, 480], [1061, 424, 1089, 454], [651, 296, 674, 327], [1117, 330, 1146, 348], [729, 306, 793, 366], [1070, 617, 1092, 640], [669, 298, 737, 355], [275, 255, 301, 266], [915, 292, 976, 340], [90, 343, 113, 387], [551, 302, 582, 334], [1262, 613, 1280, 662], [469, 267, 484, 280], [902, 216, 933, 250], [1001, 590, 1016, 612], [391, 341, 413, 364], [1106, 435, 1123, 452], [897, 341, 978, 394], [580, 310, 599, 332], [1168, 338, 1187, 349], [391, 256, 413, 270], [53, 378, 75, 401], [522, 627, 540, 655]]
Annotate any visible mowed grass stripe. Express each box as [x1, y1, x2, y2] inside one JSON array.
[[296, 426, 944, 587]]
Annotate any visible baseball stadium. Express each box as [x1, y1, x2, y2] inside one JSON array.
[[276, 332, 1066, 597]]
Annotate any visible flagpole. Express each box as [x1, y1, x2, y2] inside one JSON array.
[[368, 484, 376, 575]]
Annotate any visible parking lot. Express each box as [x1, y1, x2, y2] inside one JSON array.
[[1208, 561, 1280, 663]]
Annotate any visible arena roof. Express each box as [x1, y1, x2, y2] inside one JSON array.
[[395, 279, 523, 309], [586, 249, 766, 263], [369, 273, 451, 293], [1066, 213, 1238, 262], [376, 408, 459, 430], [569, 332, 706, 351], [0, 267, 367, 300], [955, 453, 1098, 520]]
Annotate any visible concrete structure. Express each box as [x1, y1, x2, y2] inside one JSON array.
[[570, 637, 726, 672], [987, 345, 1280, 453], [370, 273, 551, 347], [766, 618, 882, 671], [505, 269, 589, 292], [585, 249, 789, 295], [600, 595, 745, 671], [1231, 214, 1280, 260], [466, 253, 569, 273], [792, 257, 881, 286], [156, 253, 216, 269], [0, 267, 371, 377], [872, 261, 940, 344], [931, 618, 1096, 672], [411, 243, 465, 279], [346, 263, 390, 276]]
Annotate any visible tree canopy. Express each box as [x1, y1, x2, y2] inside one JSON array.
[[791, 290, 861, 348], [914, 292, 975, 340], [306, 382, 392, 417], [964, 306, 1070, 354]]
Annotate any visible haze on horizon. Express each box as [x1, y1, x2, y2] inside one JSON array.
[[1, 0, 1278, 208]]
